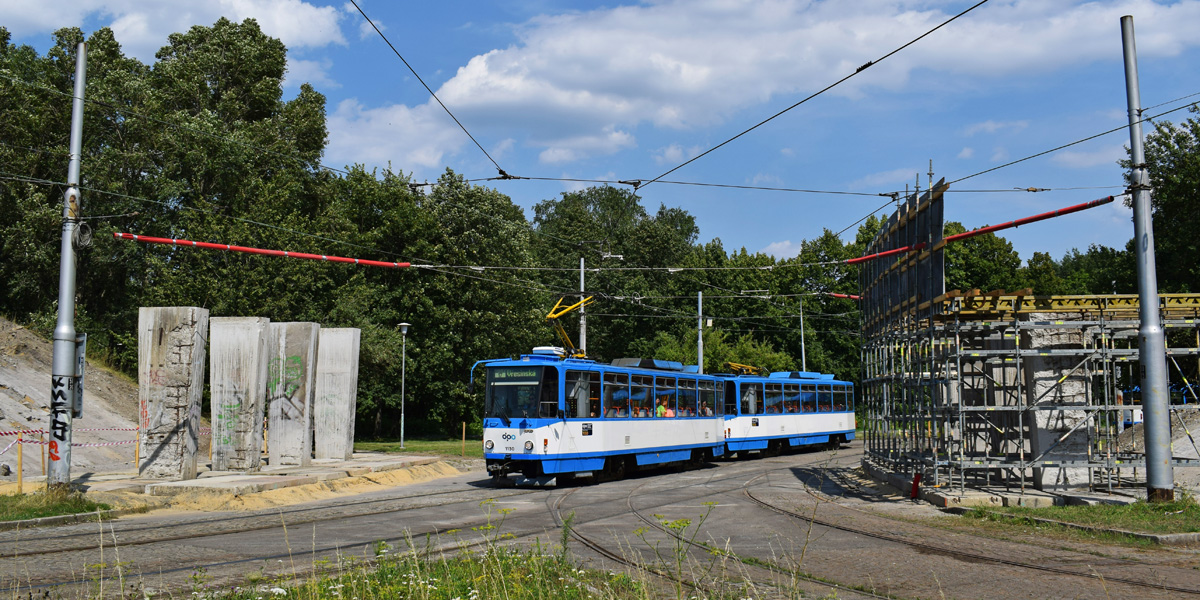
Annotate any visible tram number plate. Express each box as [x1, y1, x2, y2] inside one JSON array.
[[752, 418, 759, 427], [582, 423, 593, 436]]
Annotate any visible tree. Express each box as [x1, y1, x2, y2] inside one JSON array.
[[943, 221, 1024, 292], [1124, 107, 1200, 292]]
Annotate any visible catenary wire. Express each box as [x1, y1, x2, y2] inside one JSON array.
[[948, 101, 1198, 186], [639, 0, 991, 190], [348, 0, 507, 177]]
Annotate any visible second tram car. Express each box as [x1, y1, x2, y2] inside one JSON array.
[[721, 371, 855, 456]]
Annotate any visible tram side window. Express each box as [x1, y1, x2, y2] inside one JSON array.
[[817, 384, 832, 412], [833, 385, 848, 412], [784, 383, 800, 413], [566, 370, 601, 418], [678, 378, 698, 417], [741, 382, 763, 415], [765, 383, 783, 413], [631, 374, 653, 417], [801, 384, 817, 413], [603, 372, 629, 418], [655, 376, 677, 417], [715, 382, 725, 416]]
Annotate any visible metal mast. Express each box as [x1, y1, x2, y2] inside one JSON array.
[[1122, 15, 1174, 502], [48, 41, 87, 488]]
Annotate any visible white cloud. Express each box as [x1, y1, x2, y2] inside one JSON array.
[[2, 0, 347, 61], [848, 167, 921, 190], [780, 147, 795, 157], [284, 57, 339, 89], [749, 173, 782, 186], [325, 98, 465, 174], [537, 127, 635, 165], [1051, 144, 1126, 168], [491, 138, 516, 159], [761, 240, 802, 259], [964, 120, 1030, 136], [419, 0, 1200, 163], [957, 147, 975, 159], [991, 147, 1010, 162]]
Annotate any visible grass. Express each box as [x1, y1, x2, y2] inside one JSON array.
[[356, 438, 483, 459], [0, 487, 111, 522], [965, 496, 1200, 536]]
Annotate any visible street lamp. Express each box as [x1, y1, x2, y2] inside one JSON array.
[[399, 322, 410, 449]]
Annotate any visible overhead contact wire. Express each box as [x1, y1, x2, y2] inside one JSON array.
[[640, 0, 992, 190], [349, 0, 507, 177]]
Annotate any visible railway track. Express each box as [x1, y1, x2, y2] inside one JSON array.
[[744, 470, 1200, 597]]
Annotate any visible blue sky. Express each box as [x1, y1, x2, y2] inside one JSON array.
[[6, 0, 1200, 264]]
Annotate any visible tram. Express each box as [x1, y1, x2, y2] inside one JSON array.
[[475, 350, 726, 484], [474, 349, 855, 485]]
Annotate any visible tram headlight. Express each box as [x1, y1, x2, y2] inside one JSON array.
[[524, 440, 534, 451], [485, 440, 494, 450]]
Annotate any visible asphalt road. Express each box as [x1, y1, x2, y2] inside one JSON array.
[[4, 443, 1200, 599]]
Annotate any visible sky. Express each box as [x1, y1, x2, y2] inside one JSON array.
[[5, 0, 1200, 264]]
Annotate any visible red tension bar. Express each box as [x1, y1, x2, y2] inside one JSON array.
[[847, 195, 1115, 267], [112, 233, 412, 269]]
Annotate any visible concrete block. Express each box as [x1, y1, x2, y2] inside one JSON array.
[[138, 307, 209, 480], [266, 322, 319, 467], [1022, 312, 1090, 490], [313, 328, 361, 460], [209, 317, 270, 472]]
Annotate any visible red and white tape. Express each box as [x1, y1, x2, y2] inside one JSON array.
[[71, 439, 137, 447], [0, 437, 18, 456], [0, 429, 44, 437], [76, 427, 139, 432]]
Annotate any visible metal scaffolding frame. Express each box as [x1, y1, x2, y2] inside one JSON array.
[[861, 293, 1200, 493]]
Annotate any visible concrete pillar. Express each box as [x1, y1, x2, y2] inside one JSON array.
[[209, 317, 270, 471], [1022, 312, 1091, 490], [267, 322, 319, 467], [313, 328, 361, 460], [137, 307, 208, 480]]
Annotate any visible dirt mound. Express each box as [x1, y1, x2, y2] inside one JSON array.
[[0, 317, 139, 478]]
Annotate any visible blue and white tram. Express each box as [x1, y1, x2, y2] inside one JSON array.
[[476, 352, 726, 483], [720, 371, 855, 456]]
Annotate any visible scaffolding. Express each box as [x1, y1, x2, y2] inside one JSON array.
[[861, 292, 1200, 493]]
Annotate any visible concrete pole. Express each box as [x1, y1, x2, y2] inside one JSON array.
[[48, 42, 87, 489], [579, 257, 586, 354], [400, 323, 409, 449], [1122, 15, 1174, 502], [697, 291, 704, 374]]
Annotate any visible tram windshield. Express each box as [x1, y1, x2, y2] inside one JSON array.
[[486, 366, 557, 422]]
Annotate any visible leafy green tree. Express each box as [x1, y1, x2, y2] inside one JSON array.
[[943, 221, 1024, 292], [1123, 107, 1200, 292], [1021, 251, 1064, 295]]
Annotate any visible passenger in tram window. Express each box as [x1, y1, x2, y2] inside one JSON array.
[[664, 399, 675, 418], [700, 400, 713, 416], [655, 398, 666, 418]]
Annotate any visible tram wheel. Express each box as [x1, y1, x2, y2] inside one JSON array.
[[602, 456, 627, 482]]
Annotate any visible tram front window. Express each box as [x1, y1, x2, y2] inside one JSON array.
[[486, 366, 545, 422]]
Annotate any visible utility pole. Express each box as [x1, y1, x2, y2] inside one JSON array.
[[48, 42, 87, 489], [697, 291, 704, 373], [1122, 15, 1173, 502], [579, 257, 586, 354]]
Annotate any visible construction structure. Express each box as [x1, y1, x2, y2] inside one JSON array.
[[859, 182, 1200, 494]]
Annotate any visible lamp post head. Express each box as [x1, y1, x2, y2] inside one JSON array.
[[399, 322, 410, 336]]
